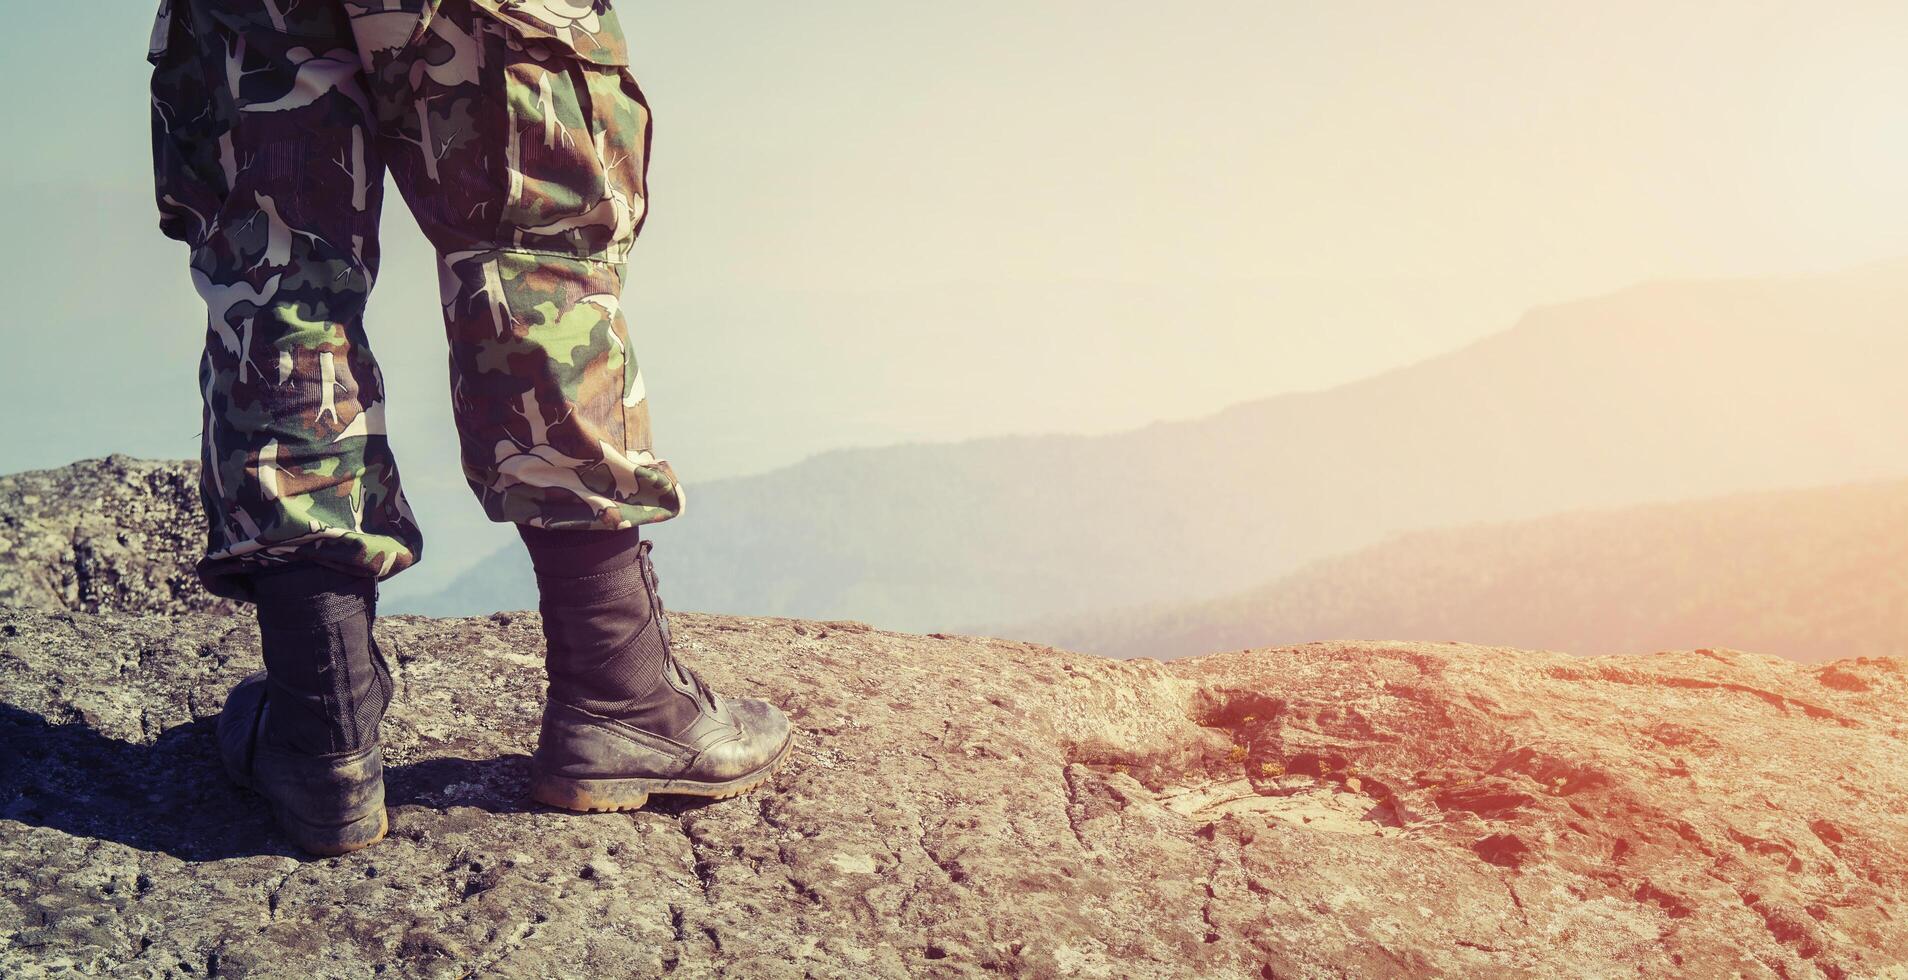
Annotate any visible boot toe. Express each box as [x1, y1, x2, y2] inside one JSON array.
[[704, 695, 793, 780]]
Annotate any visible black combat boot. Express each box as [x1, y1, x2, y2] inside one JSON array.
[[517, 526, 792, 813], [217, 564, 392, 855]]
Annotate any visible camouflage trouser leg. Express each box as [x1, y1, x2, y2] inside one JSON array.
[[148, 0, 682, 601]]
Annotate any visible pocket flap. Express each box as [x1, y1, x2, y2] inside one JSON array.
[[470, 0, 630, 66]]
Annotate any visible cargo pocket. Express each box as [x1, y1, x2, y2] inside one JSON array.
[[468, 0, 644, 260], [185, 4, 370, 251]]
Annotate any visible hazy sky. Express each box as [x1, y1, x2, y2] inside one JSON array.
[[3, 1, 1905, 594]]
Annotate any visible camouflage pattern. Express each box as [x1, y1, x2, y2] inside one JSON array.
[[147, 0, 682, 600]]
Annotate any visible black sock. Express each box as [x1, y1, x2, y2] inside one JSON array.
[[516, 525, 702, 736], [251, 564, 391, 755]]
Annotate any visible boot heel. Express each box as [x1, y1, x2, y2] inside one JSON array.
[[531, 772, 653, 813]]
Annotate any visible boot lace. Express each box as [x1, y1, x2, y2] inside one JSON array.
[[641, 540, 718, 712]]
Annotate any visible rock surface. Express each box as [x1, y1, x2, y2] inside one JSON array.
[[0, 456, 234, 617], [2, 459, 1906, 978]]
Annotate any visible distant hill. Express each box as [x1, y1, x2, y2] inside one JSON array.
[[1013, 479, 1908, 663], [409, 260, 1908, 630]]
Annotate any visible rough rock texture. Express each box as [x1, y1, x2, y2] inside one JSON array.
[[0, 457, 232, 617], [2, 459, 1906, 978]]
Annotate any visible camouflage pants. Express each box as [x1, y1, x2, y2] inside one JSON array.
[[147, 0, 682, 600]]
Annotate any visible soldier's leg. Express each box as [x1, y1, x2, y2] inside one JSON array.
[[351, 0, 790, 812], [150, 0, 422, 600], [350, 0, 681, 531], [149, 0, 398, 854]]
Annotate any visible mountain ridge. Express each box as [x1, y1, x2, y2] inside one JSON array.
[[413, 260, 1908, 629], [1010, 476, 1908, 662]]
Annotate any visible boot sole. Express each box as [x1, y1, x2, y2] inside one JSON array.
[[530, 734, 795, 813], [279, 806, 390, 857]]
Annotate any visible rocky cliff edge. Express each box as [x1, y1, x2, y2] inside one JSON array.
[[1, 459, 1904, 978]]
